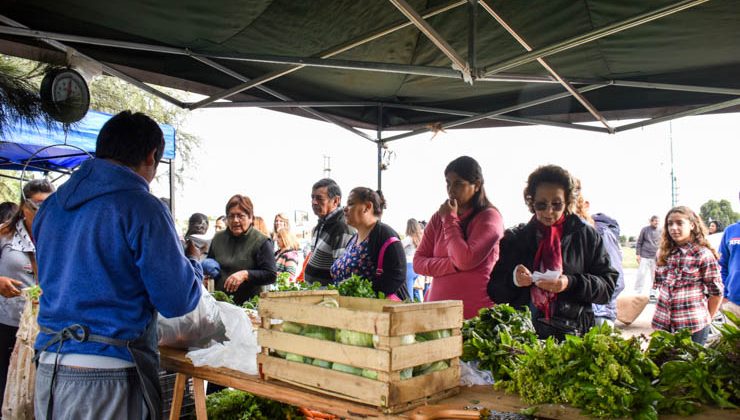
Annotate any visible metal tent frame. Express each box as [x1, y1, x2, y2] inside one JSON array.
[[1, 0, 738, 188]]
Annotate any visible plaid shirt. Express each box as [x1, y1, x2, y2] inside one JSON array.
[[652, 243, 723, 333]]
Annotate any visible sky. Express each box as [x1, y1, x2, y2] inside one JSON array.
[[152, 107, 738, 239]]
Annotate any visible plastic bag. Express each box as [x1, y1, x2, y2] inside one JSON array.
[[186, 301, 260, 375], [2, 289, 40, 420], [459, 360, 495, 386], [157, 285, 227, 348]]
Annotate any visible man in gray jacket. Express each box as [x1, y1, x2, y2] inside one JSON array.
[[634, 215, 661, 300]]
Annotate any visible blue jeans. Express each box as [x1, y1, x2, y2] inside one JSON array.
[[691, 325, 711, 345], [35, 363, 148, 420], [405, 262, 418, 301]]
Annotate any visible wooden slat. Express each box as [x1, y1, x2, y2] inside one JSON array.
[[259, 299, 391, 335], [336, 295, 403, 312], [389, 305, 463, 336], [389, 365, 460, 405], [168, 373, 187, 420], [261, 290, 339, 298], [258, 329, 391, 371], [390, 336, 462, 370], [192, 377, 208, 420], [383, 300, 461, 313], [258, 354, 390, 407]]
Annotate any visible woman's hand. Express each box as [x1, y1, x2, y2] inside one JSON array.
[[224, 270, 248, 293], [185, 240, 202, 260], [438, 198, 457, 218], [535, 275, 569, 293], [514, 264, 533, 287], [0, 277, 23, 298]]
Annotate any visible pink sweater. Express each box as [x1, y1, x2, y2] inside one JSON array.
[[414, 207, 503, 319]]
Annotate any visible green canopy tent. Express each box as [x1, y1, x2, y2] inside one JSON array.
[[0, 0, 738, 187]]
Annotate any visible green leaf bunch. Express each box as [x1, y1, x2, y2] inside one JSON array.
[[205, 389, 302, 419]]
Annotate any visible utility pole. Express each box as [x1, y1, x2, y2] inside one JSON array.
[[669, 122, 678, 206], [322, 155, 331, 179]]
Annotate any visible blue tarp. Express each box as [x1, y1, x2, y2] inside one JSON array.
[[0, 110, 176, 173]]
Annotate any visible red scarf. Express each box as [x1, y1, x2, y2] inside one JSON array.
[[530, 214, 565, 319]]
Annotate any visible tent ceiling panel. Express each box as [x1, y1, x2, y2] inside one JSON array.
[[0, 0, 738, 133]]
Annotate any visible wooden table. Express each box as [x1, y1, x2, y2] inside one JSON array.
[[159, 347, 740, 420]]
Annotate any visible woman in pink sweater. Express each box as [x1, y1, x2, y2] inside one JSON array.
[[414, 156, 504, 319]]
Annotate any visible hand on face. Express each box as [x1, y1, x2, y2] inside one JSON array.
[[438, 198, 457, 218]]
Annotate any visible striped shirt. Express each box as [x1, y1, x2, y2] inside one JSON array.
[[275, 249, 302, 282], [652, 243, 723, 333]]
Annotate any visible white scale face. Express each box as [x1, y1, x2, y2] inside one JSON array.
[[51, 72, 86, 103]]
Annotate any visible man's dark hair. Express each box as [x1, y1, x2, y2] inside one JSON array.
[[96, 111, 165, 167], [312, 178, 342, 199]]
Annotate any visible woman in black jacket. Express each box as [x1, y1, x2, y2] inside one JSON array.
[[488, 165, 617, 340], [331, 187, 409, 300]]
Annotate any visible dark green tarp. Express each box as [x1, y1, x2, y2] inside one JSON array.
[[0, 0, 738, 132]]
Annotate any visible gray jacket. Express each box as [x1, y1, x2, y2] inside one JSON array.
[[0, 220, 37, 327]]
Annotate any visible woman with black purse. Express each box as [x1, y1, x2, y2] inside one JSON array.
[[487, 165, 617, 340]]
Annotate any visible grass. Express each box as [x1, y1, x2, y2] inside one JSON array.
[[621, 246, 638, 269]]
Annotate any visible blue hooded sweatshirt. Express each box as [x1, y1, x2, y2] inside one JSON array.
[[33, 158, 202, 362], [719, 222, 740, 305]]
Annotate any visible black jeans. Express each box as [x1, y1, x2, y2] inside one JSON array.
[[0, 322, 19, 409]]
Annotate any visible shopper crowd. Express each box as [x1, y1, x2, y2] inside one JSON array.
[[0, 110, 734, 418]]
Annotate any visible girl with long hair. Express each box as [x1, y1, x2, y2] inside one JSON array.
[[402, 218, 424, 301], [651, 206, 723, 345]]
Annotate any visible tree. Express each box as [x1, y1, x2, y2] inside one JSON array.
[[700, 199, 739, 229], [0, 55, 200, 194]]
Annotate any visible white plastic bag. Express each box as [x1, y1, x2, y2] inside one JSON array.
[[459, 360, 495, 386], [186, 301, 260, 375], [157, 285, 227, 348]]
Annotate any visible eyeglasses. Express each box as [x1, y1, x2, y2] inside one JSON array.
[[533, 201, 564, 211], [227, 213, 249, 221]]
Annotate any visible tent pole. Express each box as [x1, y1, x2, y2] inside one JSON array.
[[614, 97, 740, 133], [609, 81, 740, 96], [188, 56, 370, 142], [377, 105, 383, 191], [468, 0, 477, 72], [189, 0, 467, 108], [0, 16, 186, 108], [480, 1, 613, 133], [168, 159, 176, 217], [383, 83, 608, 142], [483, 0, 710, 76], [389, 0, 471, 82]]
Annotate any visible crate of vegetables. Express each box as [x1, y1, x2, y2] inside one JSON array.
[[257, 289, 463, 413]]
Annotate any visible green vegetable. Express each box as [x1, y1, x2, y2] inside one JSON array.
[[332, 362, 363, 376], [301, 324, 335, 341], [361, 369, 378, 380], [211, 290, 234, 304], [461, 305, 538, 382], [280, 321, 304, 335], [337, 274, 384, 299], [414, 360, 449, 376], [25, 285, 42, 303], [416, 329, 451, 342], [312, 359, 332, 368], [284, 353, 305, 363], [205, 388, 301, 419], [335, 329, 374, 347]]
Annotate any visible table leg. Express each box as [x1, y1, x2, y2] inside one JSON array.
[[169, 373, 187, 420], [192, 377, 208, 419]]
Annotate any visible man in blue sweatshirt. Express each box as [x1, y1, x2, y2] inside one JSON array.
[[33, 111, 202, 420], [719, 191, 740, 319]]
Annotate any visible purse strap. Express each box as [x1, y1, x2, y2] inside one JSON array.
[[375, 236, 400, 278]]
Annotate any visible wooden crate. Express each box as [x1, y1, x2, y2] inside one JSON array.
[[257, 290, 463, 413]]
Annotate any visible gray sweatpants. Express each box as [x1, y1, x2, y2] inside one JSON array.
[[34, 363, 149, 420]]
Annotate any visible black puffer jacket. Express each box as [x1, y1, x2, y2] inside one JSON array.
[[487, 214, 618, 339]]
